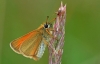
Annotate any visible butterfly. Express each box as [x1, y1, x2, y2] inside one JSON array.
[[10, 17, 54, 61]]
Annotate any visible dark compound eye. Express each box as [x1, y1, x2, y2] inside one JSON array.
[[44, 24, 48, 28]]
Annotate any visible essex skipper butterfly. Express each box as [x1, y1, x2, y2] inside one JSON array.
[[10, 16, 54, 61]]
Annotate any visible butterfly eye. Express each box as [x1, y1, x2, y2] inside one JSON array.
[[44, 24, 48, 28]]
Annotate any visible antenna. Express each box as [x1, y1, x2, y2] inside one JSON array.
[[49, 18, 56, 23], [46, 16, 49, 24], [45, 16, 56, 24]]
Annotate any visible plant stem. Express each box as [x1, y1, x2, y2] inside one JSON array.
[[48, 2, 66, 64]]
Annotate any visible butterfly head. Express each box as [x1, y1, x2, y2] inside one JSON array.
[[44, 22, 52, 29], [44, 16, 53, 29]]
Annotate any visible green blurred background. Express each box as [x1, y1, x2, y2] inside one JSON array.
[[0, 0, 100, 64]]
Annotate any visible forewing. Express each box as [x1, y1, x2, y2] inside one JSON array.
[[10, 30, 39, 54], [19, 33, 42, 59]]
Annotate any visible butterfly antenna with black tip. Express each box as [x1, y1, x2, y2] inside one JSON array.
[[46, 16, 49, 24]]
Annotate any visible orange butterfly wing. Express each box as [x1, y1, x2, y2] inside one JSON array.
[[10, 30, 42, 60]]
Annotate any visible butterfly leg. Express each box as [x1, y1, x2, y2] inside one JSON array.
[[46, 29, 54, 38], [46, 29, 58, 41], [49, 28, 54, 31]]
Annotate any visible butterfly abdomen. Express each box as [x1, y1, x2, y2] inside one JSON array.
[[36, 41, 46, 58]]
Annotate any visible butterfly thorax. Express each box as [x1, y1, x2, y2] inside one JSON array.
[[37, 22, 53, 40]]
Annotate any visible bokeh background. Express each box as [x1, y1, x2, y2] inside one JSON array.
[[0, 0, 100, 64]]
